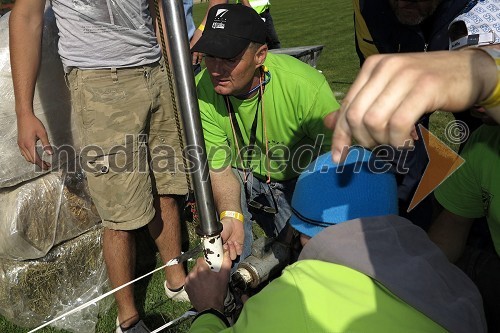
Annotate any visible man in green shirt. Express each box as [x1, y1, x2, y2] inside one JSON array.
[[192, 4, 338, 260], [426, 4, 500, 329], [184, 148, 486, 332], [429, 124, 500, 330]]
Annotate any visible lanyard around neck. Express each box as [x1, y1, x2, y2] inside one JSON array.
[[225, 69, 272, 183], [225, 93, 261, 171]]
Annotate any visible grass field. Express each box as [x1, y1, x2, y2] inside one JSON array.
[[0, 0, 454, 332]]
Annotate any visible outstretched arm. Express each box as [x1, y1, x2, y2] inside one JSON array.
[[10, 0, 52, 169], [428, 209, 474, 263], [326, 49, 499, 163], [209, 166, 244, 259]]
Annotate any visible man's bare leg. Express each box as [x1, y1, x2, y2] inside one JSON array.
[[149, 195, 186, 289], [103, 228, 138, 328]]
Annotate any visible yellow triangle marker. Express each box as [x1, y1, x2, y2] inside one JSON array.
[[407, 124, 465, 212]]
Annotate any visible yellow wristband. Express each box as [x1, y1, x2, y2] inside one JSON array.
[[220, 210, 244, 223], [479, 72, 500, 109], [475, 48, 500, 109], [198, 24, 205, 32]]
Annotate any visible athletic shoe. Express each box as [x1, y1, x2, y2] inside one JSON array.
[[116, 318, 151, 333], [164, 281, 190, 302]]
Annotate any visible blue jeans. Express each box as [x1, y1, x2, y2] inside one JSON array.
[[233, 169, 296, 260]]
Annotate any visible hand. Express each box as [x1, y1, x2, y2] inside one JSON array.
[[327, 50, 497, 163], [185, 250, 232, 312], [191, 51, 203, 67], [190, 29, 204, 66], [220, 217, 244, 260], [16, 113, 53, 169]]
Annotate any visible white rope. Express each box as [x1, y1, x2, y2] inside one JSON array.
[[150, 310, 198, 333], [28, 259, 177, 333]]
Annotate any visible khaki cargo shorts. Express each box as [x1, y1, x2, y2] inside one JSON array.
[[67, 60, 188, 230]]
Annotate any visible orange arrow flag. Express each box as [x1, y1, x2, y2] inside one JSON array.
[[408, 124, 465, 212]]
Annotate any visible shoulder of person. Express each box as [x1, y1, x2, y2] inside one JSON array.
[[265, 53, 327, 87], [467, 124, 500, 147], [196, 69, 219, 97]]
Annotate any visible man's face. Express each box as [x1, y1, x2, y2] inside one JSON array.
[[388, 0, 443, 26], [204, 44, 265, 96]]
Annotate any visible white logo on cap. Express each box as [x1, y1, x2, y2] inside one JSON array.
[[215, 9, 229, 18], [213, 9, 229, 29]]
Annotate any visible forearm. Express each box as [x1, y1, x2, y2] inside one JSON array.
[[329, 49, 500, 161], [468, 48, 498, 102], [240, 0, 252, 7], [190, 0, 228, 58], [200, 0, 228, 26], [208, 167, 245, 254], [210, 166, 242, 214], [9, 0, 45, 116], [428, 210, 474, 263], [468, 47, 500, 122]]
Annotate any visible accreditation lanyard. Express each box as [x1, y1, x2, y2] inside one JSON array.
[[226, 91, 276, 211], [225, 69, 272, 184], [225, 93, 261, 173]]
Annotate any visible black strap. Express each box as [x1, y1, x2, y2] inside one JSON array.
[[291, 207, 333, 228], [192, 308, 230, 327], [225, 95, 261, 171]]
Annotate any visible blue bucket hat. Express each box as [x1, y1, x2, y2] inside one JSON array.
[[290, 147, 398, 238]]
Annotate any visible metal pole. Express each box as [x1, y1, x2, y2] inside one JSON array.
[[162, 0, 221, 237]]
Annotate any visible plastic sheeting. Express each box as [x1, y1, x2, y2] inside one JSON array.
[[0, 227, 109, 332], [0, 8, 80, 188], [0, 168, 101, 260]]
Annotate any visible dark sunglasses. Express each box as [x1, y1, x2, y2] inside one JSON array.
[[247, 198, 277, 214], [246, 184, 278, 215]]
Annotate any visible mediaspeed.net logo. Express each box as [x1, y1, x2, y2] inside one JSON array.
[[407, 123, 466, 212], [32, 120, 468, 213]]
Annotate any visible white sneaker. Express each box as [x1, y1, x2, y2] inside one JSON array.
[[164, 281, 190, 302], [115, 318, 151, 333]]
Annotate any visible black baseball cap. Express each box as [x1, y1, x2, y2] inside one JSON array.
[[191, 4, 266, 59]]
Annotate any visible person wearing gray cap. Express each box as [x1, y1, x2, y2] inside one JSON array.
[[184, 148, 486, 332], [191, 3, 339, 265]]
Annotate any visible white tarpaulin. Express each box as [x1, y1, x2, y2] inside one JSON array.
[[0, 168, 100, 260]]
